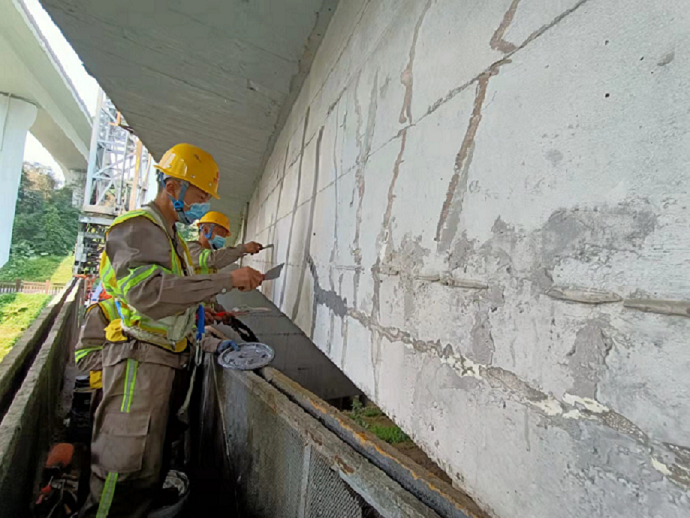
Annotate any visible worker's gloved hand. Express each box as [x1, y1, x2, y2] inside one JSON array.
[[230, 267, 264, 292], [217, 340, 239, 354], [243, 241, 263, 254]]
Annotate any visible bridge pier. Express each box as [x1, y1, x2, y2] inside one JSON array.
[[0, 93, 37, 266]]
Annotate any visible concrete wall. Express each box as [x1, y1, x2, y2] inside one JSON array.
[[242, 1, 690, 516]]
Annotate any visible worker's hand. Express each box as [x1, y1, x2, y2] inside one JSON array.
[[220, 311, 245, 324], [243, 242, 263, 254], [204, 307, 218, 323], [217, 340, 239, 354], [230, 267, 264, 292]]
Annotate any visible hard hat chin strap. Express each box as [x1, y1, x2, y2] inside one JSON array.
[[158, 172, 192, 225], [203, 224, 215, 240]]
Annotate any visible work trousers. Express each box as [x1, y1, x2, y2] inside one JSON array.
[[80, 343, 189, 518]]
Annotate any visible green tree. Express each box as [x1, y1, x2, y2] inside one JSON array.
[[10, 163, 81, 258]]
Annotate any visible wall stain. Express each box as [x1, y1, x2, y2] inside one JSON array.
[[657, 51, 675, 67], [304, 247, 687, 488], [469, 310, 495, 365], [566, 318, 614, 398], [547, 286, 622, 304], [436, 64, 503, 247], [623, 298, 690, 318], [399, 0, 434, 124], [489, 0, 522, 54]]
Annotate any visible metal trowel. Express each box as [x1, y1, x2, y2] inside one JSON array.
[[263, 263, 284, 280]]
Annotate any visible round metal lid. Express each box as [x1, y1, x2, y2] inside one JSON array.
[[217, 342, 275, 370]]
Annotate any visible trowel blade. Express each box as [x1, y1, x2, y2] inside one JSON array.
[[263, 263, 284, 280]]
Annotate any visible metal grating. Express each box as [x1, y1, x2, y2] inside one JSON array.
[[305, 451, 380, 518], [209, 367, 436, 518]]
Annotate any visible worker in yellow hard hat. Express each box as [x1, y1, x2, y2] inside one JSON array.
[[82, 143, 264, 518], [186, 210, 263, 341], [189, 210, 263, 272]]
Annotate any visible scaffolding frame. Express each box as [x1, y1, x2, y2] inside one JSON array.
[[74, 90, 155, 275]]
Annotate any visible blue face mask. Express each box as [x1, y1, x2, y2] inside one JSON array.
[[167, 179, 210, 225], [203, 224, 226, 250], [209, 235, 226, 250], [181, 202, 211, 225]]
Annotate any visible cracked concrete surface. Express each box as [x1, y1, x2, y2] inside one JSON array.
[[240, 0, 690, 516]]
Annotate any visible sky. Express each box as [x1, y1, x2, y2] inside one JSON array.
[[21, 0, 100, 182]]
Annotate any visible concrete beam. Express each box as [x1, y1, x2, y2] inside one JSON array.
[[0, 0, 91, 170]]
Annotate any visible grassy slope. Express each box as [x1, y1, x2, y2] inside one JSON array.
[[0, 255, 74, 283], [0, 255, 72, 361], [0, 293, 51, 361], [49, 256, 75, 283]]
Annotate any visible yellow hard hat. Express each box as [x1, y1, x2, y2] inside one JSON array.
[[157, 143, 220, 199], [198, 211, 230, 232]]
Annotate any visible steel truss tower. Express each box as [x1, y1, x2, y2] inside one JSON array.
[[74, 90, 155, 275]]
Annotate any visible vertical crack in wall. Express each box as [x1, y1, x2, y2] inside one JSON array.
[[369, 128, 408, 402], [424, 0, 591, 121], [399, 0, 433, 124], [351, 72, 379, 308], [340, 274, 349, 369], [372, 128, 408, 323], [292, 126, 325, 325], [279, 107, 310, 311], [264, 143, 291, 298], [435, 65, 502, 246], [490, 0, 522, 53], [327, 103, 341, 354]]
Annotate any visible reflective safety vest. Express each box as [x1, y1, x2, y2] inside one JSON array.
[[75, 298, 122, 389], [196, 248, 217, 275], [99, 206, 197, 352]]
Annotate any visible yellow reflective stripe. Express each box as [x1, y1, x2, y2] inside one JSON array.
[[75, 347, 102, 362], [99, 299, 119, 322], [199, 249, 210, 273], [127, 362, 138, 413], [120, 359, 139, 413], [96, 472, 118, 518], [119, 265, 161, 298], [110, 209, 147, 228], [100, 262, 121, 298]]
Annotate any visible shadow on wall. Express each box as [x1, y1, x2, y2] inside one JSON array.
[[216, 288, 361, 402]]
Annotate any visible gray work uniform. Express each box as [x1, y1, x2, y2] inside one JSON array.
[[81, 203, 239, 518], [186, 239, 246, 274], [75, 303, 109, 374], [187, 239, 246, 313]]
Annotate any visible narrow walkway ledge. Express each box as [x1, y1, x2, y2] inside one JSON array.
[[0, 279, 83, 518], [0, 280, 75, 422]]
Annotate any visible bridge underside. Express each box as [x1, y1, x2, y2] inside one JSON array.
[[41, 0, 338, 238]]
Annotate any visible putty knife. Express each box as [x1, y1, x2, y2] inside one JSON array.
[[263, 263, 284, 280]]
